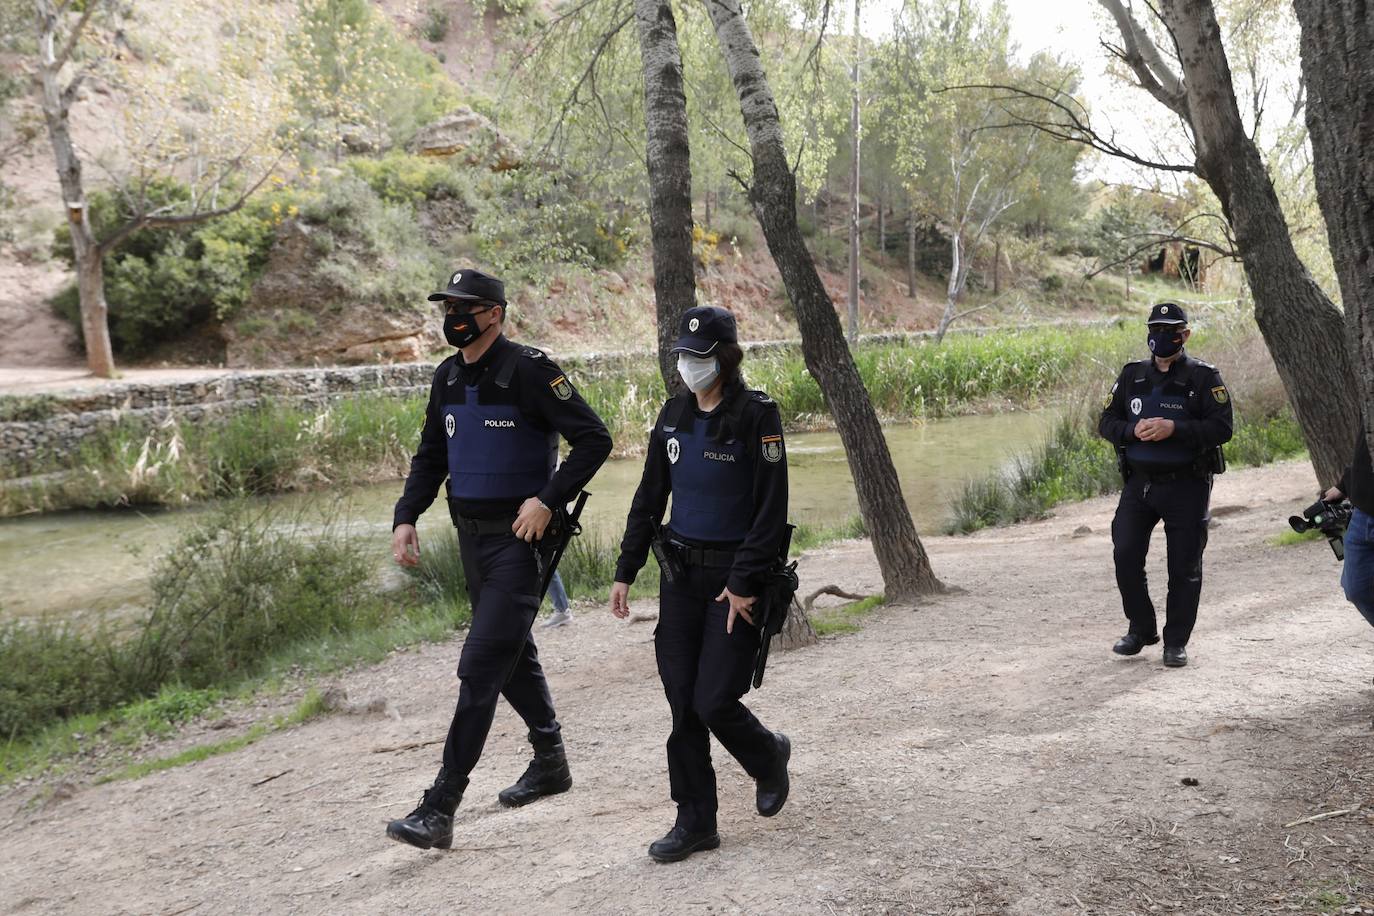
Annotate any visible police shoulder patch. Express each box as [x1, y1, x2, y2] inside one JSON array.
[[761, 433, 783, 463], [750, 391, 775, 405], [549, 374, 573, 401], [1211, 385, 1229, 404]]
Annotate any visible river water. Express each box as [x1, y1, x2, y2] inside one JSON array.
[[0, 409, 1051, 623]]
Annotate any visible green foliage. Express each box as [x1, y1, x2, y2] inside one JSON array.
[[296, 173, 444, 309], [288, 0, 462, 153], [420, 2, 450, 42], [345, 152, 469, 205], [472, 169, 639, 278], [1269, 528, 1323, 548], [0, 616, 124, 741], [50, 181, 286, 354]]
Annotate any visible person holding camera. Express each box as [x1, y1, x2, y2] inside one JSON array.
[[1323, 423, 1374, 626], [1098, 302, 1233, 668]]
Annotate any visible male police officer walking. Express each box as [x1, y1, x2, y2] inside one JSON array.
[[610, 306, 791, 863], [387, 268, 612, 850], [1099, 302, 1233, 668]]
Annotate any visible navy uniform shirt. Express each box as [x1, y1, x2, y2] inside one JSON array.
[[1098, 352, 1234, 472], [393, 334, 612, 528], [615, 383, 788, 597]]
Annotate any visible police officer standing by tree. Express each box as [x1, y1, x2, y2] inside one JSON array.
[[609, 306, 791, 863], [386, 268, 612, 850], [1099, 302, 1233, 668]]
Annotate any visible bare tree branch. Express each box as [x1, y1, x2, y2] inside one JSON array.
[[953, 82, 1197, 174], [1095, 0, 1190, 122], [54, 0, 104, 72]]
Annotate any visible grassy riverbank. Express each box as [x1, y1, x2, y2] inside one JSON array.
[[2, 323, 1149, 516], [943, 328, 1309, 533], [0, 502, 868, 784]]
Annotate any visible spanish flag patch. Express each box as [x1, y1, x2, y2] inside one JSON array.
[[761, 434, 783, 463]]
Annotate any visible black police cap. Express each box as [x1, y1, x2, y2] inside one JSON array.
[[671, 306, 738, 356], [428, 268, 506, 305], [1146, 301, 1188, 326]]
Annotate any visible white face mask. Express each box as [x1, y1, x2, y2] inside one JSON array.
[[677, 353, 720, 392]]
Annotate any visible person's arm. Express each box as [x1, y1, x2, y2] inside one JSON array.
[[1098, 365, 1138, 446], [392, 363, 450, 530], [614, 403, 673, 586], [726, 400, 788, 597], [518, 353, 614, 510], [1172, 366, 1234, 448]]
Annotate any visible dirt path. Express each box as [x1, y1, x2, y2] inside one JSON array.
[[3, 461, 1372, 915]]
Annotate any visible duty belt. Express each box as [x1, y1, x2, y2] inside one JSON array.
[[1132, 465, 1206, 483], [667, 539, 737, 568], [453, 514, 518, 537]]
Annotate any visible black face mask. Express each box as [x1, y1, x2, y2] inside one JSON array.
[[444, 308, 492, 348], [1148, 328, 1184, 359]]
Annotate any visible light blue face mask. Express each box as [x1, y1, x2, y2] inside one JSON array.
[[677, 353, 720, 392]]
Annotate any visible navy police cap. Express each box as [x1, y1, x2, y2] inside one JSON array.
[[1146, 301, 1188, 326], [428, 268, 506, 306], [671, 306, 737, 356]]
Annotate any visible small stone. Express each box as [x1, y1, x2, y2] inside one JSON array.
[[1072, 525, 1093, 537], [1181, 777, 1200, 786]]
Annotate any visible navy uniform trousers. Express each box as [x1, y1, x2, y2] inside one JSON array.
[[1111, 473, 1212, 648], [442, 529, 562, 778], [655, 558, 778, 834]]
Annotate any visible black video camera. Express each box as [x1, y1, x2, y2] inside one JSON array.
[[1288, 498, 1353, 561]]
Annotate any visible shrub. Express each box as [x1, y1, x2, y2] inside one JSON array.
[[50, 181, 288, 355], [345, 152, 468, 205]]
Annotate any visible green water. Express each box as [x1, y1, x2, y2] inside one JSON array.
[[0, 409, 1051, 622]]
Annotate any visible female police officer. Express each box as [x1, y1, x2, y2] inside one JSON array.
[[609, 305, 791, 863]]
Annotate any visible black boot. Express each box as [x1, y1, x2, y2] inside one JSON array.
[[756, 731, 791, 817], [648, 825, 721, 863], [1112, 632, 1160, 656], [498, 733, 572, 808], [386, 768, 466, 850], [1163, 645, 1189, 667]]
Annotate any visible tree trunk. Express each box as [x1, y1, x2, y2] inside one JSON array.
[[846, 0, 861, 342], [992, 235, 1001, 296], [702, 0, 941, 600], [1294, 0, 1374, 473], [634, 0, 697, 393], [935, 232, 961, 343], [907, 200, 917, 297], [776, 598, 818, 651], [878, 183, 886, 262], [1161, 0, 1356, 485], [34, 0, 115, 378]]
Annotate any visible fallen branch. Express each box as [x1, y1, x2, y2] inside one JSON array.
[[803, 584, 871, 613], [250, 769, 293, 787], [371, 738, 443, 755], [1283, 805, 1362, 828]]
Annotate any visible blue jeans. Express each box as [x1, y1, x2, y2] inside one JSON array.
[[546, 570, 570, 614], [1342, 508, 1374, 628]]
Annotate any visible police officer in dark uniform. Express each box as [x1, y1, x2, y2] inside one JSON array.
[[609, 306, 791, 863], [1099, 302, 1233, 668], [386, 268, 612, 849]]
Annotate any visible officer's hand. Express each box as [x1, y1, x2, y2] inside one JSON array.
[[1149, 419, 1176, 440], [716, 587, 756, 634], [392, 524, 421, 567], [513, 497, 553, 542], [1324, 486, 1345, 502], [610, 581, 631, 619]]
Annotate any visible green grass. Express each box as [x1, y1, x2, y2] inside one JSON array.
[[3, 324, 1152, 515], [945, 406, 1309, 535], [1269, 528, 1324, 547], [793, 515, 867, 551], [811, 594, 886, 636], [97, 689, 328, 784]]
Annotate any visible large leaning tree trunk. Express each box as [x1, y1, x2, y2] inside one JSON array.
[[634, 0, 697, 393], [702, 0, 941, 600], [1094, 0, 1357, 485], [1293, 0, 1374, 470]]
